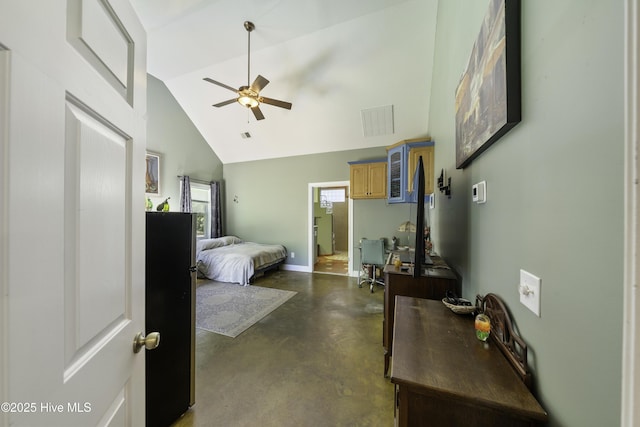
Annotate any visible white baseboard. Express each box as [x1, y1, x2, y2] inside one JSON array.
[[281, 265, 360, 277], [282, 264, 312, 273]]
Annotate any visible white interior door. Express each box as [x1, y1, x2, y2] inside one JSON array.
[[0, 1, 147, 426]]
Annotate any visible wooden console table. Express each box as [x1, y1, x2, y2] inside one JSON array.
[[391, 296, 547, 427], [383, 257, 458, 376]]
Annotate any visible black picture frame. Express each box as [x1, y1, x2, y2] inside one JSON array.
[[455, 0, 521, 169]]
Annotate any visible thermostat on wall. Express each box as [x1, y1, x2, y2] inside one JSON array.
[[472, 181, 486, 204]]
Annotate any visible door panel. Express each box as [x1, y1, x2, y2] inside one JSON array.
[[67, 0, 134, 100], [64, 97, 131, 374], [1, 1, 146, 426]]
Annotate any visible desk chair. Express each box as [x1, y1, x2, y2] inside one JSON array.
[[359, 238, 386, 293]]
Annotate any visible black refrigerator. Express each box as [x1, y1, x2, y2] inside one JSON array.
[[145, 212, 196, 427]]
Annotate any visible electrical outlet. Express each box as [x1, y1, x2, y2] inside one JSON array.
[[519, 269, 541, 316], [291, 252, 295, 259]]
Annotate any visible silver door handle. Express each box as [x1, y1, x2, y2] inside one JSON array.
[[133, 332, 160, 353]]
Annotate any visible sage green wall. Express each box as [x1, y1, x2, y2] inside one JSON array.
[[146, 75, 223, 210], [428, 1, 624, 426], [223, 148, 409, 268]]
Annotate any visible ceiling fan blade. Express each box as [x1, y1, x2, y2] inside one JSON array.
[[250, 75, 269, 93], [251, 106, 265, 121], [260, 96, 292, 110], [212, 98, 237, 108], [203, 77, 238, 93]]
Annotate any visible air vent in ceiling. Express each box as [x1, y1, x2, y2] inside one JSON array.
[[361, 105, 394, 137], [240, 131, 252, 139]]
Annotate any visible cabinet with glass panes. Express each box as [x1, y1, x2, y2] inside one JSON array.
[[386, 138, 434, 203]]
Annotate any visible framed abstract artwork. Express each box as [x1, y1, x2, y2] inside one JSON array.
[[145, 151, 161, 195], [455, 0, 521, 169]]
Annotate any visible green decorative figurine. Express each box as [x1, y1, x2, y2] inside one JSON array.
[[156, 197, 170, 212], [146, 197, 153, 211]]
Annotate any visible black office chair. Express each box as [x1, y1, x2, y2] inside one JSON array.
[[358, 238, 386, 293]]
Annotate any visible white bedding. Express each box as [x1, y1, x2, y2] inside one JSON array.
[[196, 237, 287, 285]]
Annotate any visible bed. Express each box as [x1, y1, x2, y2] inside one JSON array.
[[196, 236, 287, 285]]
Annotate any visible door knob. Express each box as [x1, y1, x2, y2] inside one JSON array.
[[133, 332, 160, 353]]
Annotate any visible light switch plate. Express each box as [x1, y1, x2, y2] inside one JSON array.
[[519, 269, 541, 316]]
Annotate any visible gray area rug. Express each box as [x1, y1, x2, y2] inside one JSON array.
[[196, 281, 297, 338]]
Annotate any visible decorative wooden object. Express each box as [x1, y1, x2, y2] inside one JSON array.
[[476, 293, 532, 388]]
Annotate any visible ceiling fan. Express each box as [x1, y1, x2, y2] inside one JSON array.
[[203, 21, 292, 121]]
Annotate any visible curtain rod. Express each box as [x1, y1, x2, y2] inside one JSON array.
[[177, 176, 214, 185]]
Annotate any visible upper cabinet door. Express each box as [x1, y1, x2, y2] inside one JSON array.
[[387, 145, 407, 203], [408, 144, 435, 195], [350, 163, 369, 199], [368, 161, 387, 198], [387, 139, 435, 203]]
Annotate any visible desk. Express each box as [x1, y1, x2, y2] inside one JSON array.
[[382, 257, 458, 376], [391, 296, 547, 427]]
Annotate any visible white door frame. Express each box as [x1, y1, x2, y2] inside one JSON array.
[[308, 181, 353, 275], [622, 0, 639, 425], [0, 43, 9, 427]]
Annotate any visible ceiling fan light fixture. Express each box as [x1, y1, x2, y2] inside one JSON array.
[[238, 95, 259, 108]]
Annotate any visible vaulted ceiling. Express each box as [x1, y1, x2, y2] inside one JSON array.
[[130, 0, 439, 164]]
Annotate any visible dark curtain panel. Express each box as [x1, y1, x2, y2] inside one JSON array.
[[210, 181, 222, 238], [179, 176, 192, 212]]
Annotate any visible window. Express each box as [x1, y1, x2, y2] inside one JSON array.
[[190, 183, 211, 238], [320, 188, 346, 203], [319, 188, 345, 214]]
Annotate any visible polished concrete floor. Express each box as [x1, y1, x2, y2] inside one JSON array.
[[172, 270, 393, 427]]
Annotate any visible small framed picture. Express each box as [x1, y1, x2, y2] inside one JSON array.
[[145, 151, 161, 195]]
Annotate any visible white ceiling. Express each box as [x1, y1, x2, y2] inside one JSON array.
[[130, 0, 439, 164]]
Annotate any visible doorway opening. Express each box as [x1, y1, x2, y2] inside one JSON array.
[[308, 181, 352, 276]]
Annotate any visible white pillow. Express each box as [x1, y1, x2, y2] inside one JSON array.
[[196, 236, 242, 252], [220, 235, 242, 245]]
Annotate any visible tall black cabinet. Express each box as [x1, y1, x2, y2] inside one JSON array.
[[145, 212, 196, 427]]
